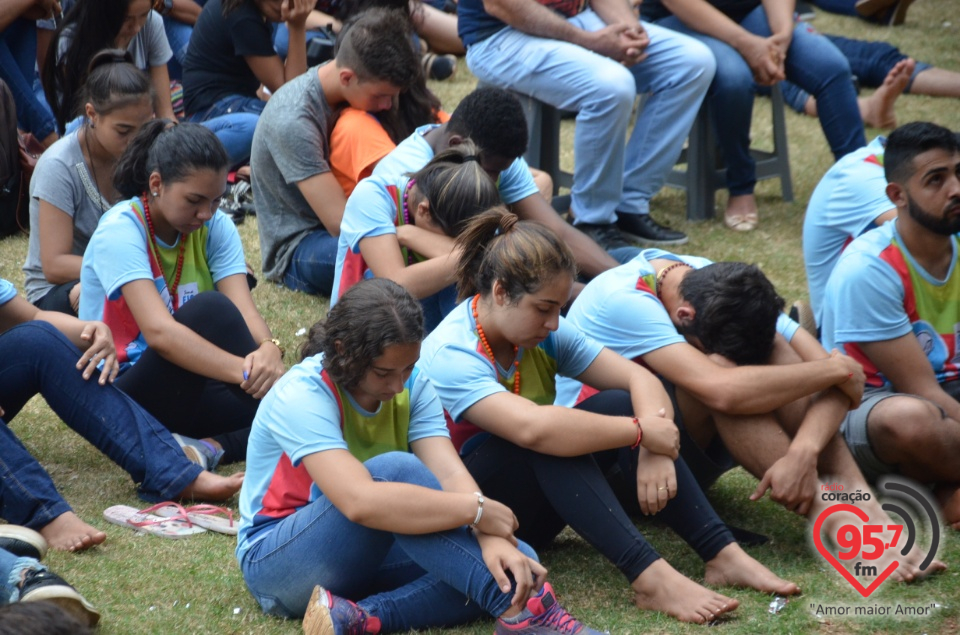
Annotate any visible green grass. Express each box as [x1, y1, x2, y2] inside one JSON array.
[[2, 5, 960, 633]]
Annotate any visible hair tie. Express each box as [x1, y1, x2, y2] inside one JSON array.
[[499, 213, 519, 234], [463, 155, 480, 163]]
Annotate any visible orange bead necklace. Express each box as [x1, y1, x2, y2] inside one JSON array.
[[472, 294, 520, 395]]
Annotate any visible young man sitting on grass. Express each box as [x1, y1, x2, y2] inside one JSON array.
[[252, 7, 419, 298], [557, 251, 946, 579], [821, 122, 960, 529]]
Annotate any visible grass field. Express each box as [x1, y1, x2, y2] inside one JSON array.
[[1, 4, 959, 634]]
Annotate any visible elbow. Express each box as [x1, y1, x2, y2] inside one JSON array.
[[140, 326, 177, 359]]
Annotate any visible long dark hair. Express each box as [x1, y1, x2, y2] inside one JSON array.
[[77, 49, 152, 123], [43, 0, 137, 133], [300, 279, 424, 389], [113, 120, 230, 198]]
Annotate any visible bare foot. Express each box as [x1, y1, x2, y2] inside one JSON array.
[[723, 194, 758, 232], [632, 559, 739, 624], [39, 512, 107, 552], [859, 58, 916, 129], [178, 470, 244, 502], [704, 543, 801, 595]]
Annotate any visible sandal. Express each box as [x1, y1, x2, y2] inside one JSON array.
[[103, 503, 207, 539], [723, 212, 758, 232], [153, 503, 238, 536]]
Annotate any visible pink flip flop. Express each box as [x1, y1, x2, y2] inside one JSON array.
[[103, 503, 207, 539], [153, 503, 238, 536]]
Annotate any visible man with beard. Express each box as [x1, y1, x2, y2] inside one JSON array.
[[821, 121, 960, 528]]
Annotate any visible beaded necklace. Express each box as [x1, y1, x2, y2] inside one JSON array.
[[401, 178, 416, 226], [655, 262, 691, 302], [472, 294, 521, 395], [141, 195, 187, 311]]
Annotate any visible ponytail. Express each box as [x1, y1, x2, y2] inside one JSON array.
[[455, 207, 577, 302], [408, 140, 500, 236], [113, 121, 229, 198]]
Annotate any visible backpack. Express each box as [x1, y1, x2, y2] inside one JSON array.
[[0, 79, 33, 239]]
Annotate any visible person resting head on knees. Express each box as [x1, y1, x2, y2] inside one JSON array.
[[557, 247, 945, 581], [252, 6, 419, 298], [0, 272, 242, 553], [237, 277, 604, 635], [415, 209, 801, 623], [24, 50, 154, 317], [79, 120, 285, 470], [332, 140, 501, 331]]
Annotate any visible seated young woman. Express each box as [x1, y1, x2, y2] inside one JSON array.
[[0, 275, 242, 552], [79, 120, 284, 467], [331, 141, 500, 331], [180, 0, 313, 166], [418, 209, 801, 624], [23, 51, 154, 316], [238, 277, 605, 635], [42, 0, 176, 134]]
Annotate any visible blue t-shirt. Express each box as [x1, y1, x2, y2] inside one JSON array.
[[79, 199, 246, 368], [821, 220, 960, 389], [803, 137, 893, 326], [557, 249, 800, 406], [419, 298, 602, 451], [0, 278, 17, 307], [237, 353, 449, 562], [458, 0, 588, 46], [330, 174, 408, 303], [372, 124, 539, 205]]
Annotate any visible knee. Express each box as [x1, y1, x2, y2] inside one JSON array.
[[367, 451, 440, 490], [684, 40, 718, 85], [584, 64, 637, 113], [2, 320, 63, 350], [868, 396, 943, 451], [711, 63, 753, 97]]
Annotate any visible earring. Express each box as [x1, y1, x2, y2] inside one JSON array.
[[89, 122, 96, 128], [152, 191, 158, 197]]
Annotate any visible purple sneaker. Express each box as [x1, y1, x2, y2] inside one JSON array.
[[495, 583, 606, 635], [303, 585, 381, 635]]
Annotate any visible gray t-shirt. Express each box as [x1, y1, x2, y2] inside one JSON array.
[[23, 132, 112, 303], [58, 10, 172, 71], [252, 67, 333, 282]]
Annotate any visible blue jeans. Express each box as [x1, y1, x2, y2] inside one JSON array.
[[467, 14, 715, 224], [282, 229, 339, 297], [240, 452, 534, 627], [777, 35, 932, 113], [0, 322, 202, 530], [188, 95, 264, 168], [0, 549, 44, 604], [0, 20, 57, 140], [657, 8, 865, 195]]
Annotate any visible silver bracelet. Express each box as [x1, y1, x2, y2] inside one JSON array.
[[471, 491, 485, 526]]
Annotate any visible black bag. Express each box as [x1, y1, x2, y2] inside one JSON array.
[[306, 26, 337, 67], [0, 79, 30, 239]]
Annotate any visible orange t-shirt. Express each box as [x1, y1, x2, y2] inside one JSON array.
[[329, 108, 451, 197]]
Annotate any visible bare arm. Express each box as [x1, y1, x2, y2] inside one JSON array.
[[359, 234, 459, 299], [122, 278, 245, 384], [395, 224, 457, 260], [463, 391, 639, 456], [149, 65, 176, 121], [510, 194, 618, 278], [169, 0, 202, 25], [641, 340, 862, 415], [38, 201, 82, 284], [216, 273, 284, 398], [1, 0, 57, 31], [861, 333, 960, 422], [244, 0, 312, 93], [296, 172, 346, 237]]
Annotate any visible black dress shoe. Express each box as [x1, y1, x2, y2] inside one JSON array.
[[617, 212, 688, 245], [575, 222, 636, 251]]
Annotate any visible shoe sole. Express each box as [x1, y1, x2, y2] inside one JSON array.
[[303, 585, 335, 635], [619, 231, 689, 247], [20, 585, 101, 627], [0, 526, 47, 560]]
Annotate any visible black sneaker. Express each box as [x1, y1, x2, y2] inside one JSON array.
[[18, 568, 101, 627], [575, 222, 636, 251], [795, 1, 816, 20], [0, 525, 47, 560], [617, 212, 688, 246]]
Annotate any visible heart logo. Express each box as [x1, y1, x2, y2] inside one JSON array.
[[813, 503, 899, 597]]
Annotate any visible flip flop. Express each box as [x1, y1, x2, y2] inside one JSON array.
[[153, 503, 238, 536], [103, 504, 207, 539]]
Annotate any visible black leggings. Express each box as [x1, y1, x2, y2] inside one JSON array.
[[115, 292, 257, 463], [460, 389, 733, 583]]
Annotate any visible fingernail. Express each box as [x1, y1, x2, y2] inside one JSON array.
[[243, 371, 249, 380]]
